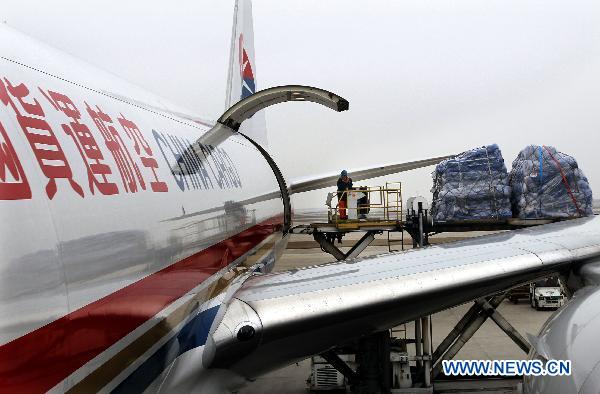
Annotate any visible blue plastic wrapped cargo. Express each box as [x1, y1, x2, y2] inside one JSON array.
[[430, 144, 512, 222], [509, 145, 593, 219]]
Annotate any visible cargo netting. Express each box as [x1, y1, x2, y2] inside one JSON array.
[[430, 144, 512, 222], [509, 145, 593, 219]]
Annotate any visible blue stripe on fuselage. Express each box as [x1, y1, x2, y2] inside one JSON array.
[[111, 305, 220, 393]]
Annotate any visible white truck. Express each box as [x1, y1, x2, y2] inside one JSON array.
[[530, 276, 564, 310]]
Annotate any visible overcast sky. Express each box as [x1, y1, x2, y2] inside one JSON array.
[[4, 0, 600, 209]]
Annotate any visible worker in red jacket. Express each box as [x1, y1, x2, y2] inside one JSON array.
[[337, 170, 353, 220]]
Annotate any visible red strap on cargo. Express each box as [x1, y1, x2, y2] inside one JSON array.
[[543, 145, 583, 216]]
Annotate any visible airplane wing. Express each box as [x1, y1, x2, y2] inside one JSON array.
[[204, 216, 600, 379], [289, 155, 454, 194], [166, 155, 454, 222]]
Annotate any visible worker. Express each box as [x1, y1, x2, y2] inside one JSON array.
[[337, 170, 353, 220]]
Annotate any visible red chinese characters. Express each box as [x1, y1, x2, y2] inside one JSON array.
[[0, 78, 83, 199], [118, 114, 168, 192], [0, 75, 169, 200], [86, 103, 145, 193], [41, 89, 118, 196], [0, 120, 31, 200]]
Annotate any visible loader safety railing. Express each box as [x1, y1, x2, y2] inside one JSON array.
[[327, 182, 403, 228]]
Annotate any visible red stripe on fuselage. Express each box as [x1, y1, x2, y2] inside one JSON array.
[[0, 216, 283, 393]]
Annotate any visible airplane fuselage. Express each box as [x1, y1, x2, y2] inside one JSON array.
[[0, 26, 287, 392]]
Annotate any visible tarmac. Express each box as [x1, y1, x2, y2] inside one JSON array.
[[238, 228, 555, 393]]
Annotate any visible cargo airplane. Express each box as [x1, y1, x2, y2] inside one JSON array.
[[0, 1, 599, 393]]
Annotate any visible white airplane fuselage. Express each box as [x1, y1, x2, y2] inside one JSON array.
[[0, 25, 288, 392]]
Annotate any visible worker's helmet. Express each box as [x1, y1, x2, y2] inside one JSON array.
[[341, 170, 348, 177]]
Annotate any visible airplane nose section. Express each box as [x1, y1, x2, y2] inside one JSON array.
[[203, 298, 263, 369]]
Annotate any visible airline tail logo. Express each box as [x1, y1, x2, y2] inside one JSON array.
[[239, 34, 256, 99]]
